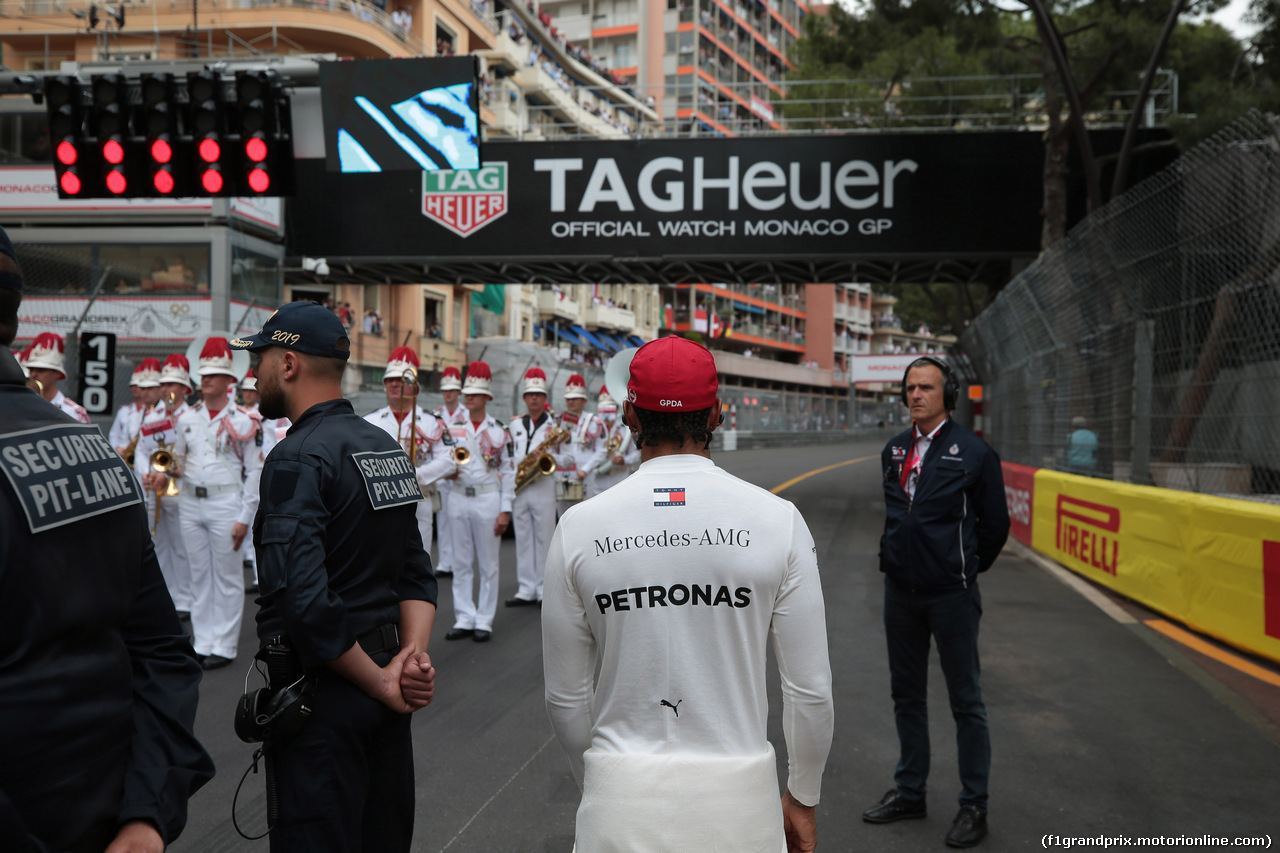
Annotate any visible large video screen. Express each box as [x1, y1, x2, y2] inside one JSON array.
[[319, 57, 481, 174]]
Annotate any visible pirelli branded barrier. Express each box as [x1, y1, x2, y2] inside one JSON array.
[[1003, 462, 1280, 665]]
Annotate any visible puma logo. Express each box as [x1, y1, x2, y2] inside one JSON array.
[[659, 699, 683, 717]]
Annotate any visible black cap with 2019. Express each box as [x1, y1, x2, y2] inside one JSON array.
[[230, 300, 350, 361]]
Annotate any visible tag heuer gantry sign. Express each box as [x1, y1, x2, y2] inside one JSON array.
[[293, 135, 1049, 260]]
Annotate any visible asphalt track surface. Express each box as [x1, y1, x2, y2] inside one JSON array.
[[174, 439, 1280, 852]]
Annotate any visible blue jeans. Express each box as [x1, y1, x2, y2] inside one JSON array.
[[883, 577, 990, 811]]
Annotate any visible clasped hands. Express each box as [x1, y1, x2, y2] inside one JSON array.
[[375, 644, 436, 714]]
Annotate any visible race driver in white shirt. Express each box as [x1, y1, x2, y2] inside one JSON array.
[[543, 335, 834, 853]]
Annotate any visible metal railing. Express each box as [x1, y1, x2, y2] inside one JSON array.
[[962, 110, 1280, 498]]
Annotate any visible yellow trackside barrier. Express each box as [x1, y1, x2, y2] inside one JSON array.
[[1029, 470, 1280, 665]]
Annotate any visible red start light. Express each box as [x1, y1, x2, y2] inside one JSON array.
[[247, 167, 271, 193], [59, 171, 82, 195], [198, 138, 221, 163], [154, 169, 175, 194], [244, 136, 268, 163], [150, 139, 173, 164], [103, 139, 125, 165], [56, 141, 78, 166], [201, 168, 223, 194], [105, 169, 128, 195]]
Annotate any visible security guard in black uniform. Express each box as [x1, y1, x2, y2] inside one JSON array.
[[230, 301, 437, 853], [0, 226, 214, 853]]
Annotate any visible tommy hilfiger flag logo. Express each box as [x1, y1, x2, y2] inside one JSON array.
[[653, 487, 686, 507]]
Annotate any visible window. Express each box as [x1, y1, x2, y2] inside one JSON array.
[[0, 111, 53, 165], [291, 286, 334, 306], [18, 242, 212, 296], [424, 294, 443, 337], [436, 21, 457, 56]]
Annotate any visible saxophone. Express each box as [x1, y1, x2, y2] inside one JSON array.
[[595, 430, 625, 476], [514, 426, 570, 493]]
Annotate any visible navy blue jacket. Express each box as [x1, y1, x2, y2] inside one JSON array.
[[0, 345, 213, 853], [880, 418, 1010, 591], [254, 398, 436, 669]]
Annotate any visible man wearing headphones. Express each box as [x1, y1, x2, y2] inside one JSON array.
[[863, 356, 1009, 849]]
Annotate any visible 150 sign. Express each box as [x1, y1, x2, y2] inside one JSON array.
[[78, 332, 116, 415]]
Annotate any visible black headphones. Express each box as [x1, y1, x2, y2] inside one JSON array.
[[234, 674, 317, 744], [900, 355, 958, 411]]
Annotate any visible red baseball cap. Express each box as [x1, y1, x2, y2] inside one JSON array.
[[627, 336, 718, 411]]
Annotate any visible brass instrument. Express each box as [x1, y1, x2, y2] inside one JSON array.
[[451, 446, 472, 465], [122, 404, 154, 466], [402, 368, 419, 467], [150, 441, 181, 536], [26, 376, 43, 395], [595, 430, 625, 476], [514, 426, 569, 493]]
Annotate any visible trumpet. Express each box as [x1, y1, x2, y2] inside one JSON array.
[[451, 446, 472, 465], [26, 376, 43, 395], [150, 442, 181, 535]]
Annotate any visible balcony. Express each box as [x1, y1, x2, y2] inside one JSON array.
[[583, 302, 635, 332], [537, 289, 581, 323], [1, 0, 430, 59]]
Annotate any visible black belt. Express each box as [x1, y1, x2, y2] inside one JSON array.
[[357, 623, 400, 656]]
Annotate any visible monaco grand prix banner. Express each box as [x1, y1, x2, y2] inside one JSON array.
[[289, 134, 1045, 262]]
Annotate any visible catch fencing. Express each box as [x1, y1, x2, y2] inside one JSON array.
[[961, 110, 1280, 498]]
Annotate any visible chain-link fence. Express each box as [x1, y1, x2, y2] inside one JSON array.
[[961, 110, 1280, 498]]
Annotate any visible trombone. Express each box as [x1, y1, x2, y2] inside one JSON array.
[[401, 368, 419, 467]]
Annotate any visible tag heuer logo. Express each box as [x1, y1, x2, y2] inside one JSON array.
[[422, 163, 508, 237]]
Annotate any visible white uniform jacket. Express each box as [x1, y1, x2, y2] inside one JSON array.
[[553, 412, 606, 481], [363, 405, 456, 491], [109, 402, 147, 449], [171, 402, 263, 526], [134, 401, 185, 485], [50, 390, 90, 424], [543, 454, 834, 850], [453, 414, 516, 514], [594, 418, 640, 476]]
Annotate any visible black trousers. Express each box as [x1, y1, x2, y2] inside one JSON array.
[[266, 652, 414, 853]]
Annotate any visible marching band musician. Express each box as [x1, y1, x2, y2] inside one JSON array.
[[365, 347, 456, 562], [587, 385, 640, 498], [161, 337, 262, 670], [507, 367, 559, 608], [109, 358, 162, 455], [433, 365, 468, 578], [444, 361, 514, 643], [554, 373, 606, 517], [22, 332, 90, 423], [137, 353, 196, 617], [244, 368, 291, 459]]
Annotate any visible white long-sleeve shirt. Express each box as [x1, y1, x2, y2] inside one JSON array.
[[171, 402, 262, 525], [108, 402, 146, 449], [543, 454, 833, 844], [453, 414, 515, 513], [363, 404, 456, 490]]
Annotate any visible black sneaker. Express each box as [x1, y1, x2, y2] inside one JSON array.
[[862, 789, 926, 823], [945, 806, 988, 848]]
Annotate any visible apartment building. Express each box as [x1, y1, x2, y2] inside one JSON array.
[[656, 282, 847, 431], [0, 0, 656, 399], [531, 0, 810, 134]]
